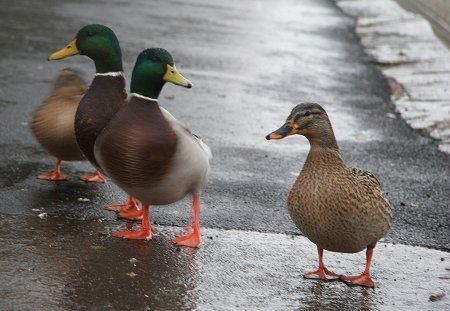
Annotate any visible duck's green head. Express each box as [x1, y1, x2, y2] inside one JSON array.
[[48, 24, 123, 73], [131, 48, 192, 99]]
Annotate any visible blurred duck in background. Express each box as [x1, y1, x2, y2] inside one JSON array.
[[31, 68, 105, 182]]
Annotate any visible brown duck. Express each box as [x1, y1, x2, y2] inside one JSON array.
[[266, 103, 392, 287], [31, 68, 104, 182]]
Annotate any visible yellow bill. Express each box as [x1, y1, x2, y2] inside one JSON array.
[[163, 64, 192, 88], [48, 39, 80, 61]]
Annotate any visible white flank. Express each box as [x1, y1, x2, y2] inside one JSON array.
[[95, 71, 123, 77], [160, 107, 212, 158], [197, 137, 213, 159]]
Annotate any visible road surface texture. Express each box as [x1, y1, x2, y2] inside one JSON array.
[[337, 0, 450, 153], [0, 0, 449, 310]]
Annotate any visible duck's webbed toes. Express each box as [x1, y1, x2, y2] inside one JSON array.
[[340, 273, 375, 288], [303, 266, 340, 281], [37, 172, 68, 181], [79, 170, 106, 183]]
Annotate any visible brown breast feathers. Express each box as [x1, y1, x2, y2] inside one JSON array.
[[97, 95, 178, 187], [74, 74, 126, 168]]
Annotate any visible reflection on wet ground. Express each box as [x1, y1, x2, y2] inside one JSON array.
[[0, 215, 199, 311], [1, 0, 450, 309], [1, 0, 449, 250], [1, 214, 448, 311]]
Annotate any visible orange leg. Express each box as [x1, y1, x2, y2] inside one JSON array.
[[171, 194, 202, 248], [79, 170, 106, 183], [37, 159, 68, 181], [304, 246, 340, 280], [112, 204, 155, 239], [340, 246, 376, 288]]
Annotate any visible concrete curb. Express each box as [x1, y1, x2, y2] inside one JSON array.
[[336, 0, 450, 154], [396, 0, 450, 48]]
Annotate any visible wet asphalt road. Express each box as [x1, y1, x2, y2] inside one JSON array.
[[0, 0, 449, 310], [1, 214, 449, 311]]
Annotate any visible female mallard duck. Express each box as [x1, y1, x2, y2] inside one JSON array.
[[266, 103, 392, 287], [94, 48, 211, 248], [48, 24, 138, 214], [31, 68, 104, 181]]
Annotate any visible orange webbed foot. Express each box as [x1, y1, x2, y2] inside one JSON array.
[[340, 274, 375, 288], [37, 159, 67, 181], [79, 170, 106, 183], [37, 172, 68, 181], [112, 204, 156, 239], [303, 267, 340, 281], [171, 231, 202, 248], [304, 247, 340, 281], [112, 229, 153, 240], [339, 247, 376, 287]]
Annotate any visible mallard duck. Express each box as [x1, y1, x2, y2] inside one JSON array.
[[31, 68, 100, 181], [48, 24, 138, 215], [266, 103, 392, 287], [94, 48, 211, 248]]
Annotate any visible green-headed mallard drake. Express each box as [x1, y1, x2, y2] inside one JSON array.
[[94, 48, 211, 248], [266, 103, 392, 287], [30, 68, 102, 181], [48, 24, 139, 214]]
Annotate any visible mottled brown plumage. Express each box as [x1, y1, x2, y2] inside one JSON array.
[[288, 148, 392, 253], [31, 68, 86, 161], [267, 102, 392, 287]]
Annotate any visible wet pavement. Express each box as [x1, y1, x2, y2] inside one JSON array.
[[1, 214, 449, 311], [0, 0, 449, 310]]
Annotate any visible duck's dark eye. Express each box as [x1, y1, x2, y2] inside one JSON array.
[[171, 70, 175, 74], [87, 32, 94, 37], [304, 111, 311, 117]]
